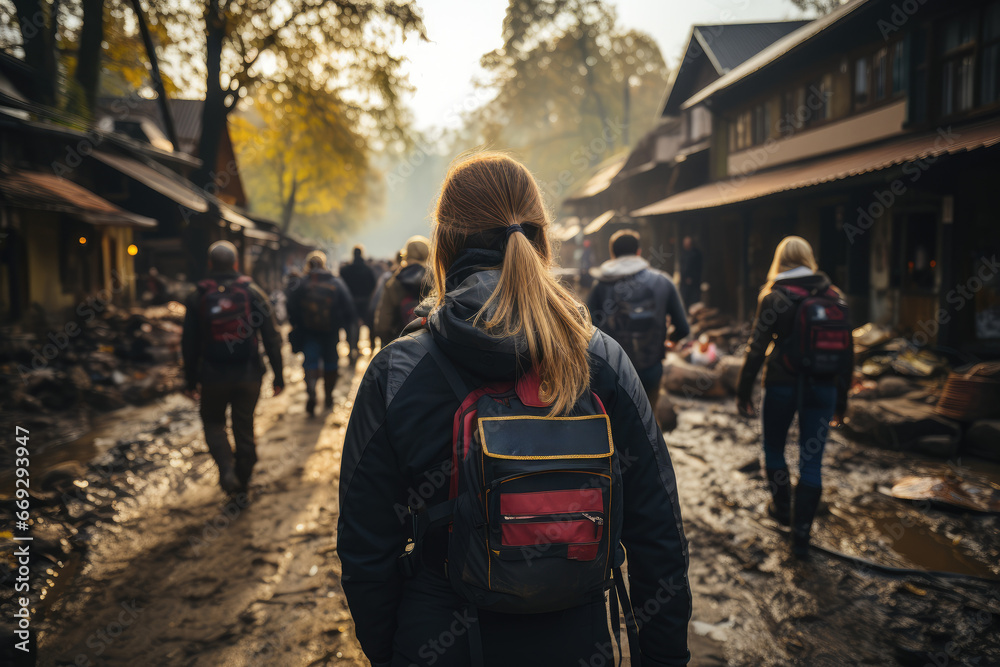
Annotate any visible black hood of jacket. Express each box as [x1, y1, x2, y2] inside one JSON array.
[[771, 270, 832, 293], [427, 248, 529, 381], [395, 262, 427, 290]]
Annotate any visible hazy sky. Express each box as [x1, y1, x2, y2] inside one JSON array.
[[396, 0, 811, 130]]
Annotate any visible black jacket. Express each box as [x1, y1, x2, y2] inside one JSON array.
[[341, 258, 377, 306], [181, 270, 284, 390], [736, 271, 853, 413], [338, 249, 691, 666], [286, 269, 356, 335], [587, 256, 691, 372]]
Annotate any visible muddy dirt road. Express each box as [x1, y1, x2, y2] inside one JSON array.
[[13, 349, 1000, 666]]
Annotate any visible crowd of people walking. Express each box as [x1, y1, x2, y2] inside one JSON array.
[[177, 153, 852, 666]]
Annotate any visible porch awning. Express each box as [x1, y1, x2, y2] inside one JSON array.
[[564, 156, 627, 201], [0, 170, 157, 228], [632, 118, 1000, 217], [92, 150, 210, 213], [582, 210, 615, 235]]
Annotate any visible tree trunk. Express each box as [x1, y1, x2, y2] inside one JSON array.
[[195, 0, 227, 189], [12, 0, 57, 105], [281, 176, 299, 232], [75, 0, 105, 115]]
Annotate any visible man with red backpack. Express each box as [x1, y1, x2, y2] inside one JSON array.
[[182, 241, 285, 494], [287, 251, 356, 416], [374, 235, 431, 346]]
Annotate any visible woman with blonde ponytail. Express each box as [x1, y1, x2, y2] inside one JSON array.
[[338, 152, 690, 667]]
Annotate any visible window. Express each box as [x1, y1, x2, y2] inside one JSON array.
[[752, 103, 770, 144], [983, 1, 1000, 105], [854, 56, 871, 108], [939, 9, 977, 115], [873, 48, 888, 101], [806, 74, 833, 125], [891, 41, 907, 96], [729, 108, 754, 152]]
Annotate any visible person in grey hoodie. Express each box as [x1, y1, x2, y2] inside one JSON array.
[[587, 229, 690, 409]]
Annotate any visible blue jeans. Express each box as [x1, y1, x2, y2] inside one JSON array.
[[302, 333, 339, 371], [762, 382, 836, 488]]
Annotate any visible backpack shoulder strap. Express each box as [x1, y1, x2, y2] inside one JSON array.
[[414, 332, 472, 401]]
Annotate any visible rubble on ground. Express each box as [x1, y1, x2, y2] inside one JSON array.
[[0, 302, 186, 462]]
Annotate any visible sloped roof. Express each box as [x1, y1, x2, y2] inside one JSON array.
[[96, 98, 206, 156], [661, 20, 809, 116], [0, 169, 157, 227], [632, 118, 1000, 217], [682, 0, 870, 111], [696, 22, 811, 73]]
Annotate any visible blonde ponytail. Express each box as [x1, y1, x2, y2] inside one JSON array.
[[432, 152, 593, 415]]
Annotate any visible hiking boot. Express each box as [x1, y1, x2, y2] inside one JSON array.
[[220, 468, 240, 494], [765, 467, 791, 526], [792, 483, 823, 559]]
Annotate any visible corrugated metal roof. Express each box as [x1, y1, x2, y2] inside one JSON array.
[[631, 119, 1000, 217], [694, 22, 811, 73], [682, 0, 870, 111], [92, 150, 210, 213], [0, 170, 157, 227]]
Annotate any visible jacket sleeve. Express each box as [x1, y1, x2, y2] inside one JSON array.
[[251, 284, 284, 387], [737, 291, 779, 403], [337, 358, 406, 664], [664, 279, 690, 342], [595, 334, 691, 665], [181, 291, 201, 390]]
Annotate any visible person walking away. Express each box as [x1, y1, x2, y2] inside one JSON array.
[[367, 251, 401, 344], [679, 235, 703, 309], [588, 229, 690, 410], [338, 153, 690, 667], [373, 236, 430, 345], [288, 251, 356, 416], [736, 236, 853, 559], [181, 241, 284, 494], [340, 245, 377, 356]]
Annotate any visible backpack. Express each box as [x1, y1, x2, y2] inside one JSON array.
[[300, 275, 339, 333], [198, 275, 256, 363], [406, 335, 624, 615], [397, 272, 425, 328], [777, 285, 852, 376], [603, 271, 666, 371]]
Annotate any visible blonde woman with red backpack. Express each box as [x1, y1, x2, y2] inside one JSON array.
[[338, 153, 690, 667]]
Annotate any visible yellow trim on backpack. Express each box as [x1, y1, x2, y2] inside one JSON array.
[[478, 414, 614, 460]]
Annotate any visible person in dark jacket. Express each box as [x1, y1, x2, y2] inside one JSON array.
[[340, 245, 378, 354], [287, 251, 356, 416], [338, 153, 690, 667], [588, 229, 690, 410], [678, 236, 703, 308], [736, 236, 853, 559], [182, 241, 284, 494], [373, 236, 430, 345]]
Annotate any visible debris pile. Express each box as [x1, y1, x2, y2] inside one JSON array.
[[844, 325, 1000, 462], [0, 302, 186, 460]]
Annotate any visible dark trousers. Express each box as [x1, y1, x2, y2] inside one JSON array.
[[762, 382, 836, 487], [637, 362, 664, 410], [680, 280, 700, 309], [200, 380, 262, 484]]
